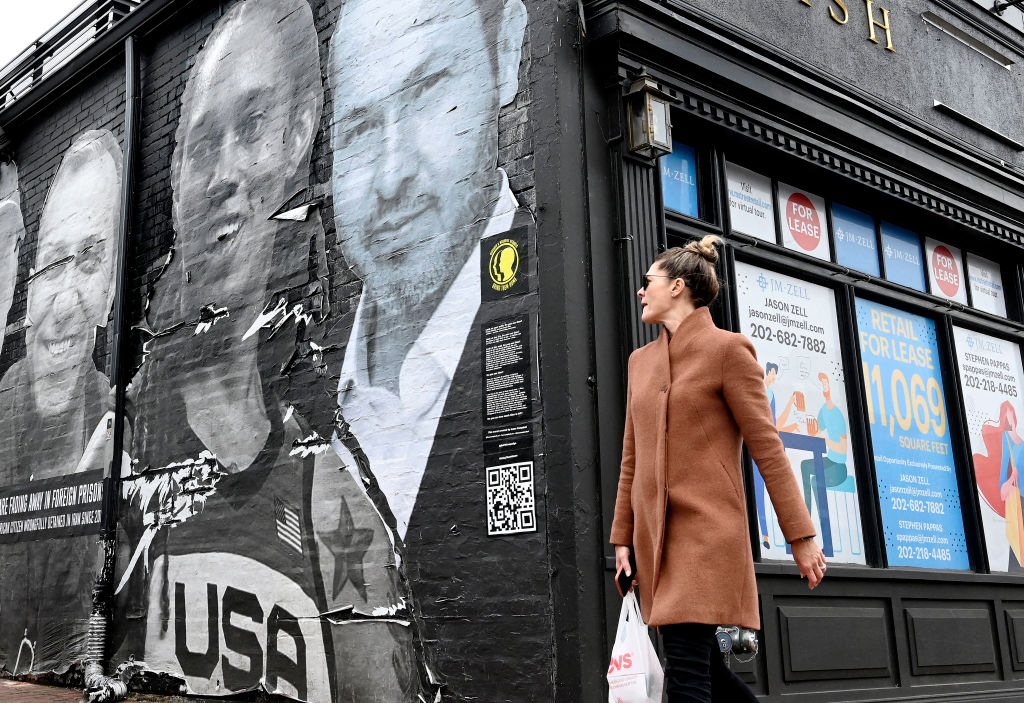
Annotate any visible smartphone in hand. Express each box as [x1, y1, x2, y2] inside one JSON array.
[[615, 551, 638, 597]]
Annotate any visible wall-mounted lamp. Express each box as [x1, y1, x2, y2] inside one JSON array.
[[992, 0, 1024, 14], [626, 70, 674, 159]]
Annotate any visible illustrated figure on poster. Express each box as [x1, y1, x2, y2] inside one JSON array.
[[798, 373, 849, 526], [974, 400, 1024, 570], [115, 1, 417, 700], [329, 0, 533, 696], [0, 129, 122, 673]]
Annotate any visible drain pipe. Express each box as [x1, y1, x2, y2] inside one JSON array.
[[82, 31, 138, 703]]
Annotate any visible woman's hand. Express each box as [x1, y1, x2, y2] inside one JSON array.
[[791, 538, 826, 590], [1002, 474, 1018, 502], [614, 545, 632, 580]]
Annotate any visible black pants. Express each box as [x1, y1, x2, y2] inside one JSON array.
[[660, 624, 759, 703]]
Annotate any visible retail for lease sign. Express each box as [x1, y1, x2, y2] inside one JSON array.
[[735, 262, 865, 564], [855, 297, 969, 569], [966, 253, 1007, 317], [726, 162, 775, 242], [925, 238, 967, 304], [953, 326, 1024, 572], [777, 182, 830, 261]]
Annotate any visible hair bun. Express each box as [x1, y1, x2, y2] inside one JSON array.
[[684, 234, 721, 265]]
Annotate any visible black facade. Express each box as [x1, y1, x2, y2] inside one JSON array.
[[583, 1, 1024, 701]]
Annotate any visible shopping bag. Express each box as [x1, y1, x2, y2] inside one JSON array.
[[607, 591, 663, 703]]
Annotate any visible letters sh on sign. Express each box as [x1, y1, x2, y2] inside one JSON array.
[[778, 183, 831, 262], [798, 0, 896, 53]]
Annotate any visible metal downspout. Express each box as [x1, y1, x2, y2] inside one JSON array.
[[82, 31, 138, 703]]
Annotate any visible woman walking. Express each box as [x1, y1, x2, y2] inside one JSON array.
[[611, 235, 826, 702]]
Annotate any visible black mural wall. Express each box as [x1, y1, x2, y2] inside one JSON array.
[[0, 58, 126, 676], [84, 0, 541, 701]]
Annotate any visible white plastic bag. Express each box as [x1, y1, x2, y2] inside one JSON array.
[[607, 590, 664, 703]]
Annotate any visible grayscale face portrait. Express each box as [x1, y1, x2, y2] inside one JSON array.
[[330, 0, 527, 305], [0, 163, 25, 356], [26, 130, 121, 418], [171, 0, 321, 335]]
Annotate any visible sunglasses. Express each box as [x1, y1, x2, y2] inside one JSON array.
[[642, 274, 681, 289]]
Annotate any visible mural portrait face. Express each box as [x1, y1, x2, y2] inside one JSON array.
[[172, 0, 320, 331], [0, 163, 25, 349], [331, 0, 526, 301], [26, 131, 121, 418]]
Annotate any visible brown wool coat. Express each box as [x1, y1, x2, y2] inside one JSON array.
[[610, 306, 816, 630]]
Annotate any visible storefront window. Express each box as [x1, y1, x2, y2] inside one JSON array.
[[880, 222, 926, 292], [660, 141, 699, 217], [735, 262, 866, 564], [953, 327, 1024, 573], [725, 162, 775, 242], [777, 182, 830, 261], [832, 203, 880, 276], [925, 238, 968, 304], [966, 253, 1007, 317], [855, 297, 969, 569]]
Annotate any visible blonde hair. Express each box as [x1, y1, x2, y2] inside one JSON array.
[[654, 234, 722, 307]]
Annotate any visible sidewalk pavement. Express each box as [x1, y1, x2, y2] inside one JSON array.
[[0, 679, 202, 703], [0, 679, 82, 702], [0, 679, 296, 702]]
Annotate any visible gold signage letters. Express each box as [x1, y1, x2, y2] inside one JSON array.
[[800, 0, 894, 52], [829, 0, 849, 25], [863, 0, 895, 52]]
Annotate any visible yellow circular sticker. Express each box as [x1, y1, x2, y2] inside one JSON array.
[[488, 238, 519, 292]]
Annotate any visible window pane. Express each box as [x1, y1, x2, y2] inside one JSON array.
[[725, 162, 775, 242], [777, 183, 830, 261], [855, 297, 969, 569], [880, 222, 926, 292], [925, 238, 967, 304], [832, 203, 879, 276], [952, 327, 1024, 572], [660, 141, 698, 217], [966, 254, 1007, 317], [735, 262, 866, 564]]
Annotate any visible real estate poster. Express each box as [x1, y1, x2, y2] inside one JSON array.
[[661, 141, 699, 217], [855, 298, 969, 569], [832, 203, 879, 276], [777, 183, 831, 261], [952, 326, 1024, 572], [726, 162, 775, 242], [734, 261, 865, 564], [966, 253, 1007, 317], [881, 222, 926, 292], [925, 238, 968, 305]]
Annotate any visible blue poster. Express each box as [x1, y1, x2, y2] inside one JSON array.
[[833, 204, 879, 276], [661, 141, 699, 217], [855, 298, 969, 569], [881, 222, 925, 292]]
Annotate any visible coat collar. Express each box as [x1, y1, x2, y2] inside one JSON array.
[[664, 305, 715, 358]]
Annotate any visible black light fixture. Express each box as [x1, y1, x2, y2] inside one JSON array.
[[992, 0, 1024, 14], [626, 69, 674, 159]]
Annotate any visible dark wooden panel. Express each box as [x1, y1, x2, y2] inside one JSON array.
[[778, 606, 891, 682], [906, 607, 996, 675], [1005, 609, 1024, 671]]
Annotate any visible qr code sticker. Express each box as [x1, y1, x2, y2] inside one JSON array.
[[486, 461, 536, 535]]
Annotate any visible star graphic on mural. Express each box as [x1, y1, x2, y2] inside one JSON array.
[[318, 497, 375, 601]]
